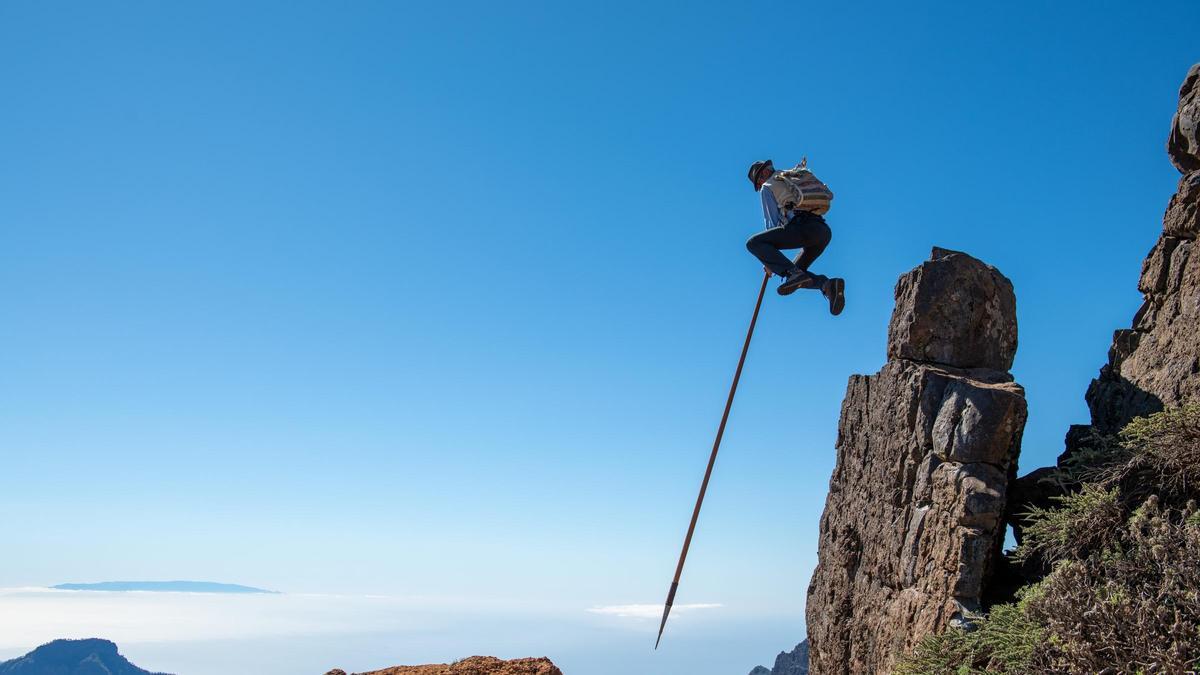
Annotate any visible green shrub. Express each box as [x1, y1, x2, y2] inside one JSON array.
[[897, 500, 1200, 673], [1015, 484, 1123, 564], [895, 592, 1043, 674], [1021, 497, 1200, 673], [1059, 427, 1129, 485], [1116, 405, 1200, 504], [895, 407, 1200, 674], [893, 626, 978, 675]]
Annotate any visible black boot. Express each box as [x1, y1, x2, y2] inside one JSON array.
[[778, 269, 818, 296], [821, 277, 846, 315]]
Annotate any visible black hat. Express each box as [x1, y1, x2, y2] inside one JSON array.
[[747, 159, 773, 190]]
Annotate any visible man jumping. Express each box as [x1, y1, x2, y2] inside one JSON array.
[[745, 158, 846, 314]]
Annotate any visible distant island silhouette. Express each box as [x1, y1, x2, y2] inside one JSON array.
[[51, 581, 277, 594]]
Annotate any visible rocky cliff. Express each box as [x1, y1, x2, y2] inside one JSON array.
[[805, 248, 1027, 675], [1009, 63, 1200, 538], [324, 656, 562, 675], [1086, 64, 1200, 436]]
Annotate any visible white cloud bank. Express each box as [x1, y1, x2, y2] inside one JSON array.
[[586, 603, 722, 619], [0, 587, 448, 651]]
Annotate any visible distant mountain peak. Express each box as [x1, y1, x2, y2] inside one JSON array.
[[0, 638, 169, 675], [746, 640, 808, 675]]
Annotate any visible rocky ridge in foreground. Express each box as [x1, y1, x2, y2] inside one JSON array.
[[324, 656, 562, 675]]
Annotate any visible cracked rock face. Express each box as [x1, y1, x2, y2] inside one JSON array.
[[806, 249, 1026, 675]]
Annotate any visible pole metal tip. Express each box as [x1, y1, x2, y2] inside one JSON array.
[[654, 581, 678, 649]]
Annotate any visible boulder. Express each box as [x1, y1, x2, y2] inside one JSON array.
[[1162, 171, 1200, 239], [887, 248, 1017, 371], [1168, 63, 1200, 173]]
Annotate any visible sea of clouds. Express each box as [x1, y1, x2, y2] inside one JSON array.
[[0, 587, 801, 674]]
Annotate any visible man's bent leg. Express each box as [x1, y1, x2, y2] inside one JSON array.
[[789, 212, 833, 272], [746, 227, 806, 277]]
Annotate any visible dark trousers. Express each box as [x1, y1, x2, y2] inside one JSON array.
[[745, 210, 832, 279]]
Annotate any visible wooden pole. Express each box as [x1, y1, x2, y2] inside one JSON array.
[[655, 269, 771, 649]]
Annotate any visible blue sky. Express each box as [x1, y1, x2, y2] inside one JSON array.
[[1, 2, 1198, 673]]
